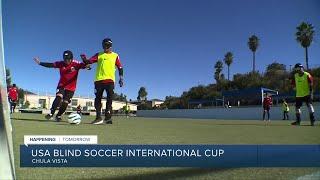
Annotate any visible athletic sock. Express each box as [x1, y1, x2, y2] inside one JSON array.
[[50, 96, 62, 115], [57, 101, 68, 116], [95, 99, 102, 119], [296, 113, 301, 123], [310, 113, 315, 122], [105, 110, 112, 120]]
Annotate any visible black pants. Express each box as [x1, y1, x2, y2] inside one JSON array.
[[263, 106, 270, 120], [94, 82, 114, 119], [283, 111, 289, 120], [51, 88, 75, 116], [295, 95, 315, 123], [9, 99, 17, 113]]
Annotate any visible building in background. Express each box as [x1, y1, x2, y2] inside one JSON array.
[[23, 94, 137, 112], [147, 99, 164, 108]]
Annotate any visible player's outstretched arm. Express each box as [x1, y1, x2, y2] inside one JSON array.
[[33, 57, 55, 68], [119, 75, 124, 87], [78, 55, 91, 70], [116, 56, 124, 87], [81, 53, 99, 64], [80, 54, 91, 64]]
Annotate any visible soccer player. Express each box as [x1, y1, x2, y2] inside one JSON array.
[[8, 84, 18, 114], [123, 102, 130, 118], [282, 99, 289, 120], [33, 50, 89, 122], [76, 105, 82, 115], [81, 37, 124, 125], [291, 63, 316, 126], [262, 93, 272, 121]]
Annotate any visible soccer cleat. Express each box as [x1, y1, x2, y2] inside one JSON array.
[[291, 121, 300, 126], [311, 120, 315, 126], [105, 120, 113, 124], [91, 117, 103, 125], [45, 114, 53, 120], [55, 116, 62, 122], [105, 111, 112, 124]]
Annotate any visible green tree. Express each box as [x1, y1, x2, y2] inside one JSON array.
[[310, 67, 320, 93], [18, 88, 25, 105], [6, 68, 11, 86], [295, 22, 315, 70], [137, 87, 148, 101], [233, 71, 263, 89], [248, 35, 259, 72], [162, 96, 181, 109], [23, 101, 30, 109], [264, 62, 289, 91], [113, 93, 127, 101], [224, 52, 233, 81]]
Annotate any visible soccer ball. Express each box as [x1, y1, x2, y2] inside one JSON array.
[[67, 113, 81, 125]]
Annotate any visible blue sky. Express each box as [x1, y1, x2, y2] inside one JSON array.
[[2, 0, 320, 100]]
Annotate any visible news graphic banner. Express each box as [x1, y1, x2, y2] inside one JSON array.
[[20, 139, 320, 167], [24, 135, 98, 146]]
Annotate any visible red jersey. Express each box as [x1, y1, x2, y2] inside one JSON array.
[[89, 53, 122, 84], [8, 87, 18, 101], [263, 97, 272, 107], [53, 60, 86, 91]]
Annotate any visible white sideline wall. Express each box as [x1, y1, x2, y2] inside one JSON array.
[[137, 105, 320, 120]]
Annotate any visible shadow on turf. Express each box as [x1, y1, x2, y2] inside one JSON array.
[[11, 117, 55, 123], [214, 123, 290, 127], [12, 117, 91, 125], [81, 168, 230, 180], [215, 123, 315, 127]]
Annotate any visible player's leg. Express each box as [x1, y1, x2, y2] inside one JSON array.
[[292, 97, 302, 125], [91, 83, 104, 124], [267, 107, 270, 121], [286, 111, 289, 120], [55, 90, 74, 122], [305, 96, 315, 126], [8, 98, 12, 113], [9, 100, 13, 114], [262, 108, 266, 120], [105, 83, 114, 124], [46, 89, 63, 119], [12, 101, 16, 113], [283, 110, 288, 120]]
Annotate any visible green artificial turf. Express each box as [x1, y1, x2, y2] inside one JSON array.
[[11, 113, 320, 180]]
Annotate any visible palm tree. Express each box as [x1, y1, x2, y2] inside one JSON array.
[[214, 60, 224, 86], [224, 52, 233, 81], [295, 22, 315, 70], [248, 35, 259, 72]]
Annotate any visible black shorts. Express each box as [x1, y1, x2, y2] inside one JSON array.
[[295, 95, 312, 108], [94, 82, 114, 98], [9, 99, 17, 106], [56, 88, 74, 102], [9, 98, 17, 104], [263, 106, 270, 111]]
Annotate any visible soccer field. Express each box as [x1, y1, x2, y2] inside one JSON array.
[[11, 113, 320, 180]]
